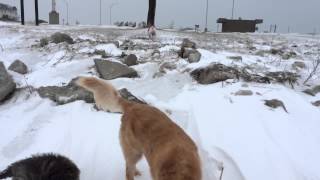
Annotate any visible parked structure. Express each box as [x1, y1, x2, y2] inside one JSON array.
[[0, 3, 18, 21], [217, 18, 263, 33], [49, 0, 59, 24]]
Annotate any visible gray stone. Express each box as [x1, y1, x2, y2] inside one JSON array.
[[37, 82, 94, 105], [123, 54, 138, 66], [303, 85, 320, 96], [37, 80, 144, 105], [94, 59, 138, 80], [227, 56, 243, 62], [159, 62, 177, 73], [312, 85, 320, 95], [181, 38, 196, 49], [188, 51, 201, 63], [235, 90, 253, 96], [303, 89, 315, 96], [312, 100, 320, 107], [0, 62, 16, 102], [282, 51, 297, 60], [190, 63, 239, 84], [51, 32, 74, 44], [93, 49, 110, 58], [40, 37, 49, 47], [264, 99, 288, 113], [8, 60, 28, 74], [181, 48, 198, 59], [292, 61, 306, 69]]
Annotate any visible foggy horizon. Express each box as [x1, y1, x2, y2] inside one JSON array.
[[1, 0, 319, 34]]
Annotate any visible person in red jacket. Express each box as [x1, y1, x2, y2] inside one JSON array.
[[147, 0, 156, 38]]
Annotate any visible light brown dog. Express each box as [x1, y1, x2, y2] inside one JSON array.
[[76, 77, 202, 180]]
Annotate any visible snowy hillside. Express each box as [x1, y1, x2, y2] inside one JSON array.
[[0, 22, 320, 180]]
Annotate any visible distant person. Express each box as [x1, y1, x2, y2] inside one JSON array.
[[147, 0, 156, 38]]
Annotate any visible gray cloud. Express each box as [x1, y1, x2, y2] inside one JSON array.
[[1, 0, 319, 33]]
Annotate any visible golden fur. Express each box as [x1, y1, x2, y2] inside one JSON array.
[[76, 77, 202, 180]]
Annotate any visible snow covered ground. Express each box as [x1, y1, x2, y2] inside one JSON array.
[[0, 22, 320, 180]]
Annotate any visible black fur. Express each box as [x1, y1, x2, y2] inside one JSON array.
[[0, 153, 80, 180]]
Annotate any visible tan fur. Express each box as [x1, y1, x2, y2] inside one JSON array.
[[76, 77, 202, 180], [75, 77, 123, 113]]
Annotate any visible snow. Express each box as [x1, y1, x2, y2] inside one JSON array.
[[0, 22, 320, 180]]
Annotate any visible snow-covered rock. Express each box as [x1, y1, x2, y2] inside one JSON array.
[[0, 62, 16, 102]]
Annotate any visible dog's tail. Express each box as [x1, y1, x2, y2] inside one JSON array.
[[75, 77, 129, 113], [0, 167, 12, 179]]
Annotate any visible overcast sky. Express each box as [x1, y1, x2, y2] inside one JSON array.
[[1, 0, 319, 33]]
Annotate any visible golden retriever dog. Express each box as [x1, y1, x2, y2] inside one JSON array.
[[76, 77, 201, 180]]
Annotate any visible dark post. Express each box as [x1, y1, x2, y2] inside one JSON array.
[[20, 0, 25, 25], [35, 0, 39, 25]]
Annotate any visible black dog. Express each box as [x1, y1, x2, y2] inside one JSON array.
[[0, 153, 80, 180]]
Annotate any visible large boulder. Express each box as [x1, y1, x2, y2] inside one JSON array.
[[8, 60, 28, 74], [37, 80, 144, 105], [51, 32, 74, 44], [188, 51, 201, 63], [179, 39, 201, 63], [181, 38, 196, 49], [94, 59, 138, 80], [123, 54, 138, 66], [190, 63, 239, 84], [0, 62, 16, 102], [37, 82, 94, 105]]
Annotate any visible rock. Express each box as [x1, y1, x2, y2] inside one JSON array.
[[227, 56, 243, 62], [152, 49, 160, 57], [282, 51, 297, 60], [181, 48, 197, 58], [181, 38, 196, 49], [292, 61, 306, 69], [303, 89, 315, 96], [0, 62, 16, 102], [270, 48, 283, 55], [94, 59, 138, 80], [123, 54, 138, 66], [265, 71, 299, 85], [40, 37, 49, 47], [51, 32, 74, 44], [8, 60, 28, 74], [37, 82, 94, 105], [118, 88, 145, 104], [312, 85, 320, 94], [312, 100, 320, 107], [264, 99, 288, 113], [303, 85, 320, 96], [188, 51, 201, 63], [37, 80, 144, 105], [190, 63, 239, 84], [241, 83, 249, 88], [159, 62, 177, 73], [235, 90, 253, 96], [93, 49, 110, 58]]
